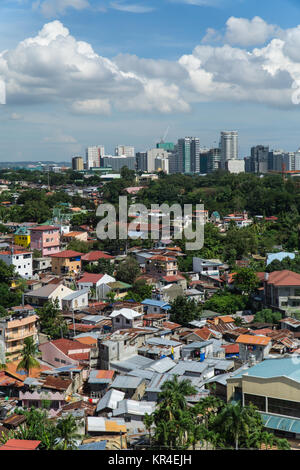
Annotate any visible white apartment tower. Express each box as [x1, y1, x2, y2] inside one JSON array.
[[115, 145, 135, 158], [86, 146, 105, 169], [220, 131, 238, 169]]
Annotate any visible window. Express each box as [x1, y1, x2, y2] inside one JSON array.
[[244, 393, 266, 411], [268, 397, 300, 418]]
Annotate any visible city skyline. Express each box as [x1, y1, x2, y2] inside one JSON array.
[[2, 1, 300, 160]]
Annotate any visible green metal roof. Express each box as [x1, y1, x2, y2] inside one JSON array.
[[261, 413, 300, 434]]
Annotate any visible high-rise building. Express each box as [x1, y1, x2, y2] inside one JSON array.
[[250, 145, 269, 174], [115, 145, 135, 158], [72, 156, 84, 171], [147, 148, 169, 173], [155, 156, 169, 174], [220, 131, 238, 169], [156, 142, 175, 151], [86, 146, 105, 169], [177, 137, 200, 174], [136, 152, 148, 172], [207, 148, 221, 173], [102, 155, 136, 171]]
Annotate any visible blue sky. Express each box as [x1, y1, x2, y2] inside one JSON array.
[[2, 0, 300, 161]]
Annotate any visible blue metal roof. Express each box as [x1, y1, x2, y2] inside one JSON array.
[[141, 299, 170, 308], [78, 441, 107, 450], [261, 413, 300, 434], [233, 357, 300, 383]]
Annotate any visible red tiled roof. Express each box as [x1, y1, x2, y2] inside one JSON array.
[[30, 225, 58, 231], [50, 338, 93, 355], [162, 274, 185, 282], [266, 270, 300, 287], [81, 251, 113, 261], [49, 250, 83, 258], [78, 273, 105, 284]]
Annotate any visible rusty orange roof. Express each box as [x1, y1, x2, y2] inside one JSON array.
[[96, 370, 115, 380], [217, 315, 235, 323], [75, 336, 98, 346], [105, 421, 127, 433], [236, 334, 271, 346], [5, 360, 53, 381]]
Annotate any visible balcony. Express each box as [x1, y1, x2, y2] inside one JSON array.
[[5, 330, 37, 342]]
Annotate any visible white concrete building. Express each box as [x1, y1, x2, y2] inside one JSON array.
[[0, 249, 33, 278]]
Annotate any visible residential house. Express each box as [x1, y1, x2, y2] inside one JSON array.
[[236, 334, 272, 363], [141, 299, 171, 315], [30, 225, 60, 256], [61, 288, 89, 311], [0, 249, 33, 278], [263, 270, 300, 313], [23, 283, 74, 309], [77, 273, 115, 301], [49, 250, 83, 276], [109, 375, 147, 400], [110, 308, 143, 331], [39, 338, 93, 372], [88, 370, 115, 399], [13, 227, 31, 249], [81, 251, 114, 269], [192, 258, 223, 277]]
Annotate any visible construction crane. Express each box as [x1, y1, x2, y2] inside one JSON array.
[[159, 126, 170, 144]]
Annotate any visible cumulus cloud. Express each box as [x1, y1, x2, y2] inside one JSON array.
[[225, 16, 279, 46], [2, 17, 300, 114]]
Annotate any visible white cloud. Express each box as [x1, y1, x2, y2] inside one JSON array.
[[109, 1, 155, 13], [71, 98, 111, 114], [225, 16, 279, 46], [3, 18, 300, 114], [43, 132, 77, 143], [34, 0, 90, 17], [0, 20, 189, 113]]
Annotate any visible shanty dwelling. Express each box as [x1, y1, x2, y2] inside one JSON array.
[[109, 375, 147, 400], [236, 334, 272, 363], [96, 389, 125, 416], [112, 400, 156, 427], [181, 340, 214, 361], [19, 375, 73, 415], [86, 416, 127, 437], [88, 370, 115, 398]]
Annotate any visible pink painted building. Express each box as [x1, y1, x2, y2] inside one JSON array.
[[30, 225, 60, 256]]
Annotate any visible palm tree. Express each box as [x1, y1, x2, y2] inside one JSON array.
[[56, 415, 81, 450], [144, 413, 154, 447], [212, 402, 253, 450], [16, 337, 40, 377], [158, 375, 197, 420]]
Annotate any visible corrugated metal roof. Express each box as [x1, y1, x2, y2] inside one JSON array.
[[148, 357, 176, 374], [110, 375, 143, 389], [113, 400, 156, 417], [96, 389, 125, 412]]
